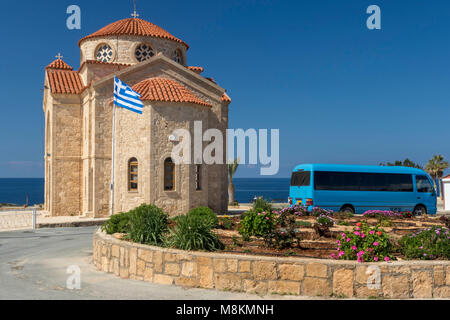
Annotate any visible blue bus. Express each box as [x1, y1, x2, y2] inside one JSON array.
[[288, 164, 437, 215]]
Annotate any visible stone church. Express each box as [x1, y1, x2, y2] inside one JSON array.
[[43, 16, 230, 217]]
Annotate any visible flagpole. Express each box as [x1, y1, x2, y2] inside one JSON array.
[[110, 102, 116, 216]]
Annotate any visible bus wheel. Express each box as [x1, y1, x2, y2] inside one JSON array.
[[413, 205, 427, 216], [340, 205, 355, 214]]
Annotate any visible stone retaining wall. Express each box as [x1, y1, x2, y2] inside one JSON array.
[[93, 230, 450, 298]]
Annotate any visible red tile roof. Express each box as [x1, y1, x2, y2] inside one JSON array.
[[187, 66, 204, 74], [47, 69, 85, 94], [78, 18, 188, 48], [222, 92, 231, 103], [46, 59, 73, 71], [132, 78, 211, 107]]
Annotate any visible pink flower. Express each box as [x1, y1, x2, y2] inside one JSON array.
[[373, 256, 379, 261], [357, 250, 365, 257], [281, 231, 285, 235], [384, 256, 390, 262], [373, 241, 379, 246], [338, 251, 345, 257], [330, 253, 336, 259], [360, 233, 365, 238], [346, 238, 351, 242], [369, 230, 375, 235], [351, 246, 357, 250], [354, 231, 360, 236], [355, 227, 360, 231], [265, 217, 269, 220], [341, 233, 346, 238]]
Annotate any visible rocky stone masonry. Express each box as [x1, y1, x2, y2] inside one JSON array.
[[93, 230, 450, 298]]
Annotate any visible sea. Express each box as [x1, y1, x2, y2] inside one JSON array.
[[0, 178, 290, 205]]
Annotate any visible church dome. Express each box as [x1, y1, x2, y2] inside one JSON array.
[[78, 18, 188, 49]]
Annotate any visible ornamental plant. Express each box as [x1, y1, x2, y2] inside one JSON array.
[[264, 208, 301, 249], [239, 208, 275, 240], [127, 204, 169, 245], [276, 205, 309, 216], [331, 222, 394, 262], [101, 211, 132, 234], [165, 214, 224, 251], [311, 207, 334, 217], [186, 206, 219, 228], [316, 214, 335, 228], [399, 226, 450, 260]]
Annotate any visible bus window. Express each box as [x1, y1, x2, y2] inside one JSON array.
[[314, 171, 359, 191], [416, 176, 433, 193], [291, 171, 311, 186]]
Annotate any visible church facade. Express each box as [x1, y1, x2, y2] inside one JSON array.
[[43, 17, 230, 217]]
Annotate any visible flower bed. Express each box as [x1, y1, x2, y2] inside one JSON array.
[[93, 229, 450, 298]]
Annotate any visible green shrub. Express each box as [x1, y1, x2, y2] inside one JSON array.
[[399, 226, 450, 260], [264, 210, 301, 249], [252, 198, 272, 212], [239, 208, 275, 240], [128, 204, 169, 245], [166, 214, 224, 251], [101, 211, 132, 234], [332, 222, 394, 262], [187, 206, 219, 227]]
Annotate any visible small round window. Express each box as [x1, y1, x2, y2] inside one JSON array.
[[135, 44, 154, 62], [96, 44, 113, 63], [173, 49, 183, 64]]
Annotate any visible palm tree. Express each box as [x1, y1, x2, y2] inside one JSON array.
[[425, 155, 449, 190], [228, 158, 239, 205]]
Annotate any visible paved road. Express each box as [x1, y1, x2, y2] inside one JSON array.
[[0, 227, 274, 300]]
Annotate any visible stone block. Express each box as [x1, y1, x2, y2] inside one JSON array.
[[139, 249, 153, 262], [181, 262, 197, 277], [412, 271, 432, 298], [213, 259, 227, 273], [306, 263, 328, 278], [333, 268, 354, 297], [198, 265, 214, 289], [433, 286, 450, 298], [243, 280, 268, 295], [143, 266, 153, 282], [279, 264, 304, 281], [153, 251, 163, 273], [239, 261, 251, 273], [176, 277, 198, 288], [253, 261, 277, 280], [165, 263, 180, 276], [382, 275, 410, 298], [302, 278, 331, 297], [154, 274, 174, 285], [196, 256, 212, 266], [214, 273, 241, 291]]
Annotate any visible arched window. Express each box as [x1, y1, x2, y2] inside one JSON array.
[[195, 164, 201, 191], [96, 44, 113, 63], [172, 49, 183, 64], [128, 158, 138, 191], [164, 158, 175, 191], [135, 43, 155, 62]]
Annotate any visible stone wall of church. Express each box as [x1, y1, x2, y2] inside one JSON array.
[[92, 93, 115, 217], [149, 103, 210, 215], [79, 35, 187, 67], [50, 102, 82, 216], [112, 102, 151, 213]]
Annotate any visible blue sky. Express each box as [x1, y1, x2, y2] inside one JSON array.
[[0, 0, 449, 178]]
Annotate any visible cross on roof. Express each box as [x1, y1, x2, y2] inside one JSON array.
[[131, 10, 139, 18], [55, 53, 63, 60]]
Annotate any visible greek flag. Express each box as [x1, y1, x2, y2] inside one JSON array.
[[113, 76, 144, 114]]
